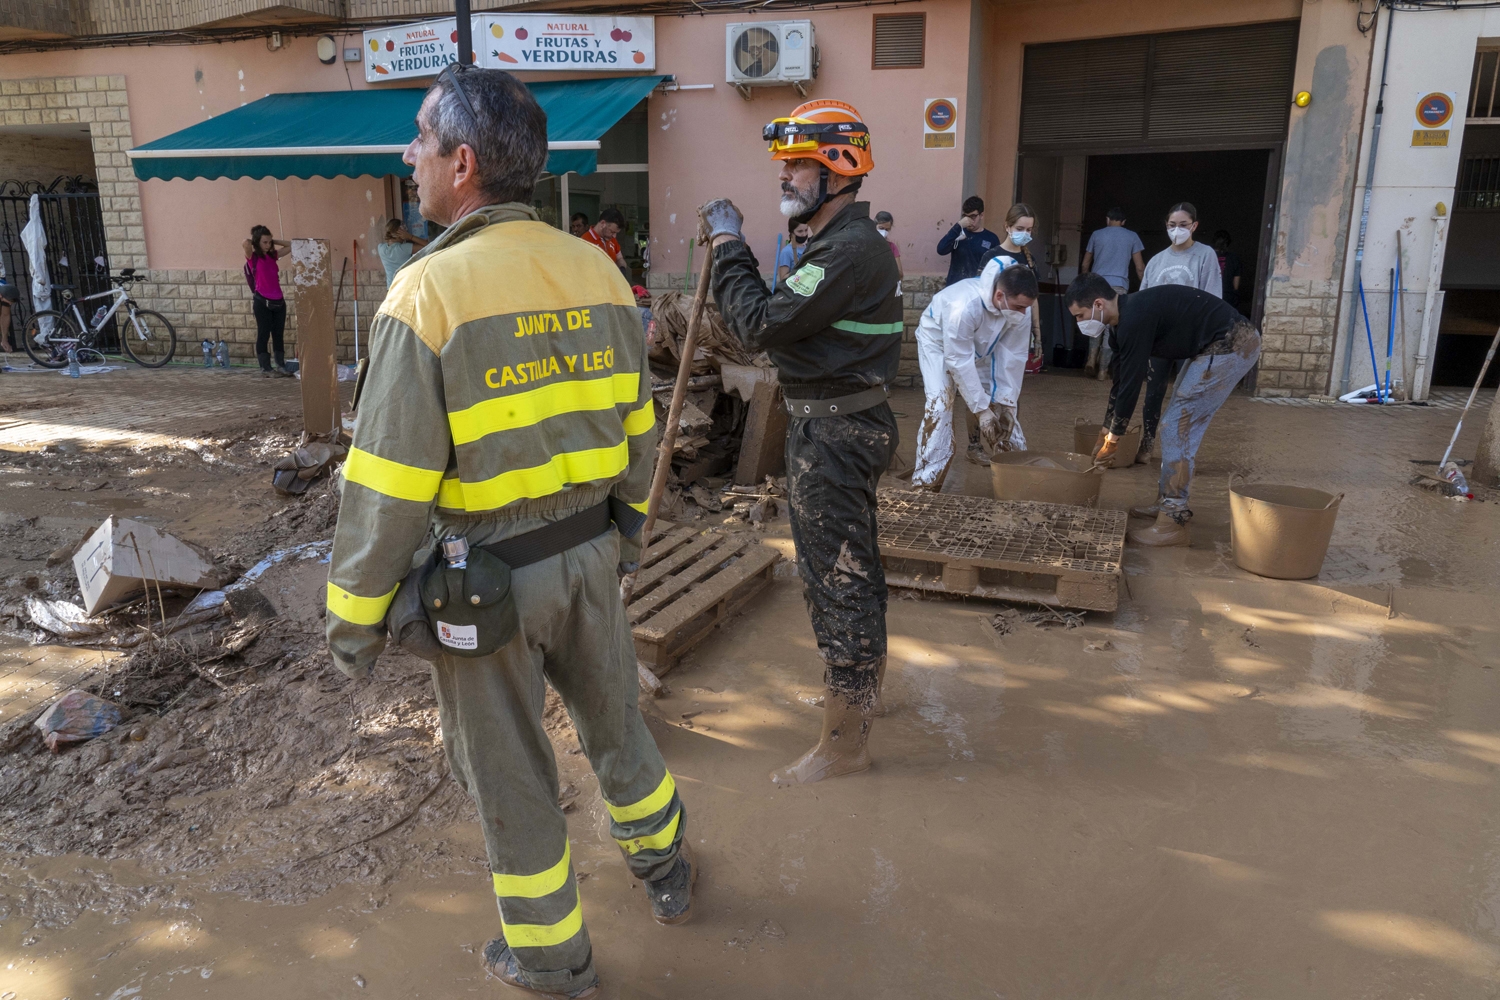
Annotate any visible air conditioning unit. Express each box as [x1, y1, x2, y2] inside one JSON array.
[[726, 21, 816, 97]]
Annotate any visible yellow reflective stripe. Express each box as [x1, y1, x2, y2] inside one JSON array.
[[343, 447, 444, 503], [616, 807, 681, 856], [628, 499, 649, 514], [622, 399, 655, 436], [492, 843, 571, 900], [438, 477, 464, 508], [606, 771, 676, 824], [501, 890, 584, 949], [443, 441, 629, 512], [448, 372, 641, 446], [326, 581, 397, 626]]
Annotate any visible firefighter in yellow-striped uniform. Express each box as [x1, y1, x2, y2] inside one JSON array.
[[325, 68, 690, 999]]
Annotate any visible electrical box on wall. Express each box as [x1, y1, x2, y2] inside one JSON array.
[[726, 21, 816, 98]]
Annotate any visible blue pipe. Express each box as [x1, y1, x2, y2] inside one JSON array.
[[1358, 277, 1384, 403]]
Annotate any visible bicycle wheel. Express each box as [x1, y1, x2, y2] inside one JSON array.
[[22, 310, 80, 369], [122, 309, 176, 368]]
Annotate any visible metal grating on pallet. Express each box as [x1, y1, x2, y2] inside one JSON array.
[[876, 490, 1126, 574]]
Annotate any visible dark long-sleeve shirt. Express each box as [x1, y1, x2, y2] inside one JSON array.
[[711, 200, 902, 395], [1108, 285, 1244, 434], [936, 224, 1000, 287]]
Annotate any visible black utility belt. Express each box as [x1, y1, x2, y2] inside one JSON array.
[[784, 384, 889, 418], [388, 497, 643, 661]]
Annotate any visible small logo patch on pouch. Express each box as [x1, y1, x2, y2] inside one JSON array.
[[437, 621, 479, 650]]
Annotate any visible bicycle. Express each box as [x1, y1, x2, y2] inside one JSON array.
[[22, 267, 177, 369]]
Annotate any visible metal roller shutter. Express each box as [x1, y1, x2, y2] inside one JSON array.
[[1020, 21, 1299, 153]]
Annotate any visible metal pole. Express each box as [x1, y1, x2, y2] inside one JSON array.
[[1339, 1, 1395, 396], [455, 0, 473, 67], [352, 238, 360, 366], [560, 172, 570, 230]]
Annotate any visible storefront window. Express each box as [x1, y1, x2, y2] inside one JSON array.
[[560, 101, 649, 281]]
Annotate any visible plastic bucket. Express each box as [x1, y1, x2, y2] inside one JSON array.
[[990, 451, 1103, 507], [1073, 418, 1142, 467], [1229, 476, 1343, 580]]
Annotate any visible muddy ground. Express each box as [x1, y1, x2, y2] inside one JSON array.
[[2, 367, 1499, 998]]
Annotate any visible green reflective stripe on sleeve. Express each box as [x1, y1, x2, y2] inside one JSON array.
[[605, 771, 676, 824], [830, 319, 905, 335], [326, 582, 398, 626], [500, 889, 584, 949], [615, 806, 681, 855], [343, 448, 444, 502], [493, 843, 571, 900]]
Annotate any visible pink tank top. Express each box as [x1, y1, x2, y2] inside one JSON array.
[[250, 255, 283, 300]]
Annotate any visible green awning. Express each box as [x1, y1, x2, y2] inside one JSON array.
[[127, 75, 665, 182]]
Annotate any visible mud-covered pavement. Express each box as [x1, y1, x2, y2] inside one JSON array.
[[2, 367, 1499, 998]]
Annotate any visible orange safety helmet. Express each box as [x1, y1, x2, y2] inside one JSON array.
[[763, 99, 873, 176]]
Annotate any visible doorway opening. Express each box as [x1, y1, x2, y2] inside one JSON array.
[[1435, 119, 1500, 389]]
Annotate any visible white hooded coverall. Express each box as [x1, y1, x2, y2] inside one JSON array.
[[912, 257, 1031, 488]]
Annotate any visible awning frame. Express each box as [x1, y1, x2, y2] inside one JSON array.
[[127, 140, 599, 160]]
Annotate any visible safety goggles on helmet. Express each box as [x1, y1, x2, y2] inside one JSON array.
[[762, 117, 870, 155]]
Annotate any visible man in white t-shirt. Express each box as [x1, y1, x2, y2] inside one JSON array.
[[1080, 208, 1144, 378]]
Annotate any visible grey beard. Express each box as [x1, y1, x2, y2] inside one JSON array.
[[780, 187, 817, 218]]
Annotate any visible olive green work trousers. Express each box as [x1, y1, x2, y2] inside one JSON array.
[[428, 517, 684, 994]]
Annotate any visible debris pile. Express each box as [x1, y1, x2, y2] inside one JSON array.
[[648, 292, 785, 523]]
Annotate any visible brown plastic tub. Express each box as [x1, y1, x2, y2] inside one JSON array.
[[990, 451, 1103, 507], [1229, 477, 1343, 580], [1073, 418, 1142, 467]]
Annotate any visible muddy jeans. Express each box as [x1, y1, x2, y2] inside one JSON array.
[[784, 401, 897, 703], [426, 519, 682, 994], [1158, 321, 1262, 519]]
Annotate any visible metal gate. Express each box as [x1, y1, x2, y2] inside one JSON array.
[[0, 177, 114, 352]]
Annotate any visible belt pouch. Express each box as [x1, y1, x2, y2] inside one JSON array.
[[418, 545, 520, 658]]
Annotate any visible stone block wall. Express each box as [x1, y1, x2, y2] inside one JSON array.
[[130, 268, 387, 366], [0, 75, 146, 271], [1258, 276, 1339, 397]]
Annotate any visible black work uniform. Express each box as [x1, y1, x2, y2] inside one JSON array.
[[712, 200, 903, 702]]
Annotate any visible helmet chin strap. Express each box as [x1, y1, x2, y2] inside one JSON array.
[[791, 165, 862, 226]]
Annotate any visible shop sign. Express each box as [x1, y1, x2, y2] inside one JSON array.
[[924, 98, 957, 149], [1412, 91, 1456, 147], [365, 14, 655, 82]]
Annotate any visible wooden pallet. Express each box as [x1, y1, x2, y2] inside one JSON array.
[[876, 489, 1125, 612], [628, 524, 782, 672]]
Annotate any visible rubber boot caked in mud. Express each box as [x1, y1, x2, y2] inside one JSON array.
[[481, 938, 599, 999], [1129, 500, 1162, 518], [644, 841, 698, 926], [1128, 511, 1191, 547], [771, 690, 873, 785]]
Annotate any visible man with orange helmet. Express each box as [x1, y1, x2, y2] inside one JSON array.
[[699, 100, 902, 785]]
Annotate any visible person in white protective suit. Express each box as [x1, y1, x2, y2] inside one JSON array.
[[912, 259, 1039, 490]]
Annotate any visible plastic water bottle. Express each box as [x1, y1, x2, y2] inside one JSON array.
[[67, 346, 81, 378], [201, 340, 213, 367], [216, 340, 230, 368], [91, 306, 109, 328], [1441, 461, 1471, 497]]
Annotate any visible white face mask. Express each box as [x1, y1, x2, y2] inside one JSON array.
[[877, 228, 890, 239], [1076, 303, 1107, 339], [1167, 226, 1192, 246], [1009, 230, 1033, 247]]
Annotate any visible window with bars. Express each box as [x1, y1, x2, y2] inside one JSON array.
[[1456, 155, 1500, 209], [1469, 49, 1500, 120], [872, 13, 924, 69]]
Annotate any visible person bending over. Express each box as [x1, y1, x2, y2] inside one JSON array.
[[1068, 273, 1261, 547]]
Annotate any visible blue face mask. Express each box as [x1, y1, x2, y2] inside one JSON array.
[[1009, 231, 1033, 247]]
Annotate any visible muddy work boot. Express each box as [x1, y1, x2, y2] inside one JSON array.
[[771, 685, 875, 785], [643, 841, 698, 926], [482, 938, 599, 999], [1129, 499, 1162, 518], [1128, 510, 1191, 547]]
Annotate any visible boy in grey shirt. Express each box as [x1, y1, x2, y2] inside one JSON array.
[[1081, 208, 1144, 377]]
